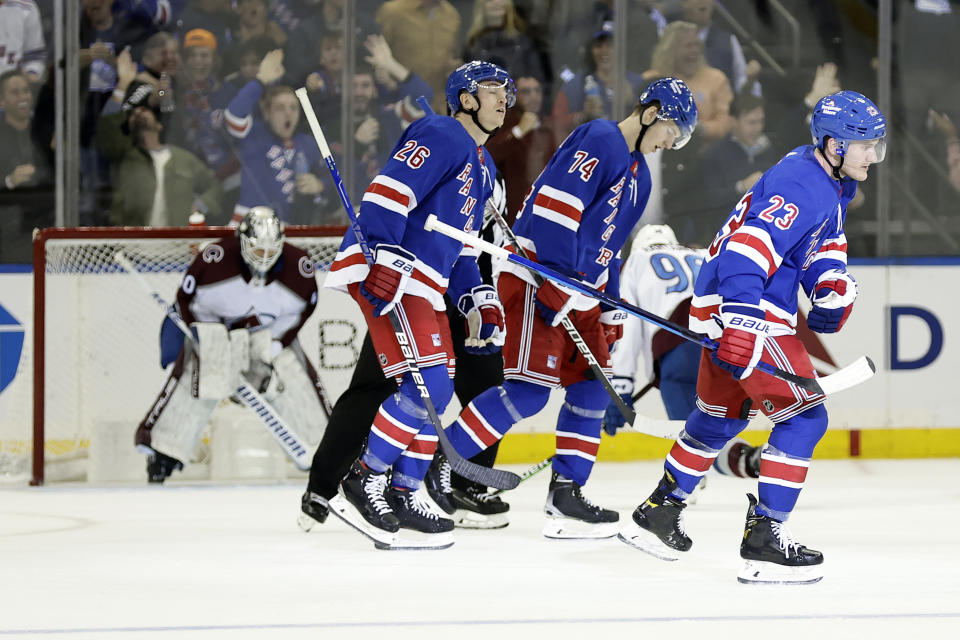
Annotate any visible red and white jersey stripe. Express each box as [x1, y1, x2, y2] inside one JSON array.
[[531, 185, 584, 232], [370, 408, 419, 450], [726, 225, 783, 277], [361, 175, 418, 218], [808, 232, 848, 266], [399, 433, 439, 461], [224, 108, 252, 139], [689, 293, 797, 339]]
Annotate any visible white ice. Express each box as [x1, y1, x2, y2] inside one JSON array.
[[2, 459, 959, 639]]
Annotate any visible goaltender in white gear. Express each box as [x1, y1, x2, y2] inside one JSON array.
[[134, 207, 329, 482]]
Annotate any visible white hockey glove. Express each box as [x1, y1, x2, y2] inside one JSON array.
[[599, 308, 628, 353], [457, 285, 506, 355], [807, 270, 857, 334]]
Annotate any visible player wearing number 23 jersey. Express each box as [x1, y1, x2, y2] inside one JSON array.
[[620, 91, 887, 585]]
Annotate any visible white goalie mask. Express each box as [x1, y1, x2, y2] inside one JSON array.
[[633, 224, 679, 252], [238, 207, 284, 281]]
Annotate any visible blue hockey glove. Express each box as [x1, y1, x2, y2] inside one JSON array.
[[360, 244, 416, 317], [457, 285, 506, 355], [711, 303, 769, 380], [602, 376, 634, 435], [806, 270, 857, 334]]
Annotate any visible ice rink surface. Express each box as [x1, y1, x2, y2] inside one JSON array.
[[2, 459, 959, 639]]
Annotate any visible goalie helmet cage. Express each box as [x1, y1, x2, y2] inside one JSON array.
[[27, 225, 347, 486]]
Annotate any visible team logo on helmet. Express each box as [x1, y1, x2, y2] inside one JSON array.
[[202, 244, 225, 263], [298, 255, 315, 278]]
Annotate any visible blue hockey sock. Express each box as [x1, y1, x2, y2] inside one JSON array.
[[553, 379, 607, 486]]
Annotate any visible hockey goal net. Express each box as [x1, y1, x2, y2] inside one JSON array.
[[3, 226, 361, 485]]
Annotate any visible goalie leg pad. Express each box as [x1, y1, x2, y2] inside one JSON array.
[[192, 322, 234, 400], [144, 354, 220, 465], [262, 347, 329, 450]]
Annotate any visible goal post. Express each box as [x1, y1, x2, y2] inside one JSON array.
[[23, 225, 358, 485]]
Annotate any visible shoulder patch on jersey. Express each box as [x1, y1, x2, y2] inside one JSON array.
[[298, 255, 315, 278], [202, 244, 225, 264]]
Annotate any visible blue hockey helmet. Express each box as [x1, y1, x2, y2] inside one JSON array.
[[445, 61, 516, 115], [811, 90, 887, 161], [637, 77, 699, 149]]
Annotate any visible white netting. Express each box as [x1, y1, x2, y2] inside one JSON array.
[[1, 228, 363, 484]]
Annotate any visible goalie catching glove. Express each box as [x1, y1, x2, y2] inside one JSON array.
[[806, 269, 857, 334], [457, 284, 505, 355], [712, 303, 770, 380], [360, 244, 416, 317]]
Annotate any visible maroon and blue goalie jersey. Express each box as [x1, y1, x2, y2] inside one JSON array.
[[501, 119, 652, 303], [690, 145, 858, 338], [325, 114, 496, 310]]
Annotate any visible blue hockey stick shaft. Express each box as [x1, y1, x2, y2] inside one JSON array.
[[296, 88, 520, 490], [424, 214, 842, 396]]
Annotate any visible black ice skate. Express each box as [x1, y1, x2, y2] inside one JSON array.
[[542, 471, 619, 539], [384, 487, 455, 550], [297, 491, 329, 532], [328, 460, 400, 549], [146, 449, 183, 484], [618, 471, 692, 561], [737, 494, 824, 585], [451, 484, 510, 529], [423, 454, 456, 515]]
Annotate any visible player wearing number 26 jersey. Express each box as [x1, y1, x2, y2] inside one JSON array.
[[620, 91, 887, 585], [320, 62, 513, 549]]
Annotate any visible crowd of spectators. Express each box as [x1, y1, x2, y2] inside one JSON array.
[[1, 0, 958, 263]]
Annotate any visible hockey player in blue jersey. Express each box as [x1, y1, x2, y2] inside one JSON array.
[[440, 77, 698, 540], [618, 90, 886, 584], [322, 61, 513, 549]]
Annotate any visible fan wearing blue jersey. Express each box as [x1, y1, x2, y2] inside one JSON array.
[[322, 61, 513, 549], [619, 91, 887, 585], [442, 78, 699, 540]]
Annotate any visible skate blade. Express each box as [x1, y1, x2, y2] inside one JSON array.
[[737, 559, 824, 585], [297, 511, 320, 532], [542, 516, 618, 540], [377, 529, 455, 551], [327, 493, 398, 549], [454, 509, 509, 530], [617, 523, 683, 561]]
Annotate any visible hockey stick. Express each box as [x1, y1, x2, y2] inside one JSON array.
[[424, 215, 876, 396], [296, 88, 520, 490], [114, 251, 312, 470], [482, 200, 636, 426], [478, 456, 555, 499]]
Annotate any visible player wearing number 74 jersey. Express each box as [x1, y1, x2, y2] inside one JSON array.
[[619, 90, 887, 585], [443, 77, 698, 540]]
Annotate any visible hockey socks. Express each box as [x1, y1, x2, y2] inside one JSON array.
[[663, 431, 721, 499], [553, 379, 607, 486], [447, 380, 549, 459], [756, 444, 810, 520]]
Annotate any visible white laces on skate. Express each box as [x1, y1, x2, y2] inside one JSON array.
[[408, 491, 440, 520], [363, 472, 393, 516], [438, 458, 453, 495], [771, 521, 802, 556]]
